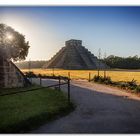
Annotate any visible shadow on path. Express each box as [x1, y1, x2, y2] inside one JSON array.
[[31, 79, 140, 134]]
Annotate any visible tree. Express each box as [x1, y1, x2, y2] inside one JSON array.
[[104, 55, 140, 69], [0, 23, 30, 61]]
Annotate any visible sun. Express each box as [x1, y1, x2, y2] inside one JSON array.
[[6, 33, 14, 41]]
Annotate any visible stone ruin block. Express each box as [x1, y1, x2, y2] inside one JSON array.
[[0, 56, 30, 88]]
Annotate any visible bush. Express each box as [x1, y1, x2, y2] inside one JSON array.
[[92, 75, 101, 82], [25, 71, 37, 78], [127, 79, 137, 87], [113, 79, 138, 90], [92, 75, 140, 94], [104, 76, 112, 84], [119, 79, 137, 90], [92, 75, 112, 84], [38, 73, 43, 77], [134, 86, 140, 93], [118, 82, 128, 89]]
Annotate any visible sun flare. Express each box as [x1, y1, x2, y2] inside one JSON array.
[[6, 33, 13, 41]]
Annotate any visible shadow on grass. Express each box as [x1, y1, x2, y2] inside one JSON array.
[[1, 102, 74, 133], [0, 87, 75, 134]]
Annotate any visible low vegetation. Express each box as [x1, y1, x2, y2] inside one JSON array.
[[93, 75, 112, 85], [92, 75, 140, 94], [0, 87, 74, 133]]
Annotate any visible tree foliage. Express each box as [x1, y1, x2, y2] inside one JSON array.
[[0, 23, 30, 61], [103, 55, 140, 69]]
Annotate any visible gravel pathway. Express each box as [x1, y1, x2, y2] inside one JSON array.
[[31, 79, 140, 134]]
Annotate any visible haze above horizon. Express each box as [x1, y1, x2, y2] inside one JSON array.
[[0, 6, 140, 61]]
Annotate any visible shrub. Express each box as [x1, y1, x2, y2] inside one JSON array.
[[25, 71, 37, 78], [92, 75, 112, 84], [92, 75, 101, 82], [92, 75, 140, 95], [115, 79, 137, 90], [127, 79, 137, 87], [38, 74, 43, 77], [104, 76, 112, 84], [134, 86, 140, 93], [118, 82, 128, 89]]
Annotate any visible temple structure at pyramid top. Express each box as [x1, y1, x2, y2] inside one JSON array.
[[65, 39, 82, 46], [43, 39, 109, 70]]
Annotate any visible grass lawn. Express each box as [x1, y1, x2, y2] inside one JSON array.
[[0, 87, 74, 133]]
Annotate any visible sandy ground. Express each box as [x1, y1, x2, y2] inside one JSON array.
[[31, 79, 140, 133]]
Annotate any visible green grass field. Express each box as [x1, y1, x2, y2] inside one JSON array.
[[22, 69, 140, 84], [0, 87, 73, 133]]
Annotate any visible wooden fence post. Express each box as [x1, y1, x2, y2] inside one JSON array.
[[98, 70, 100, 77], [58, 76, 61, 91], [40, 77, 42, 86], [88, 72, 91, 82], [52, 67, 54, 76], [104, 70, 106, 78], [68, 79, 70, 102], [68, 72, 70, 79]]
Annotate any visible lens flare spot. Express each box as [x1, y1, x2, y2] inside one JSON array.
[[6, 33, 13, 41]]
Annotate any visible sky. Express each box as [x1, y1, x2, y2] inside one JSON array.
[[0, 6, 140, 61]]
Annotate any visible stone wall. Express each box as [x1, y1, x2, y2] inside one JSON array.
[[0, 58, 4, 87], [0, 57, 29, 88]]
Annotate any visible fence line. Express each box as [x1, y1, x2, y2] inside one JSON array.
[[0, 76, 71, 102]]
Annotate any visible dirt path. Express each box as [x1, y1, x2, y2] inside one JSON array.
[[31, 79, 140, 133]]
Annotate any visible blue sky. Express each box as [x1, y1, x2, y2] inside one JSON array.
[[0, 6, 140, 60]]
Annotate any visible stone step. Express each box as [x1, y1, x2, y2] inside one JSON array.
[[44, 40, 108, 69]]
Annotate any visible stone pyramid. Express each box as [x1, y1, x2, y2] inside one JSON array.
[[44, 39, 108, 70]]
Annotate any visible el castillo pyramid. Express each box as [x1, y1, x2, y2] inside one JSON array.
[[44, 39, 108, 70]]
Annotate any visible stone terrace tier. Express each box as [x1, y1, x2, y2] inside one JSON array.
[[43, 39, 109, 70]]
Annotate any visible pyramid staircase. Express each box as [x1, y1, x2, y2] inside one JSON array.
[[43, 39, 109, 70]]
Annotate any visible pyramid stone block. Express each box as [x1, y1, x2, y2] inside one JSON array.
[[44, 39, 108, 70]]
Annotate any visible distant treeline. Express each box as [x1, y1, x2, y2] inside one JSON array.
[[15, 55, 140, 69], [15, 60, 48, 69], [103, 55, 140, 69]]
